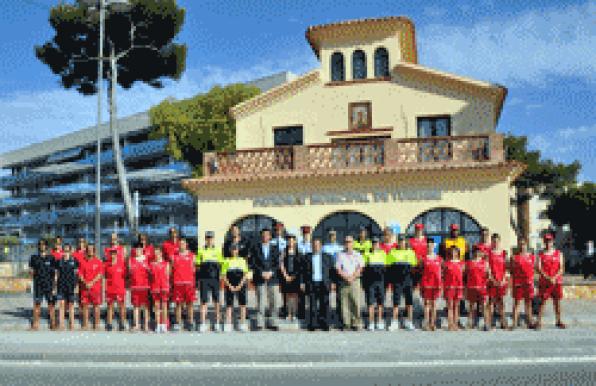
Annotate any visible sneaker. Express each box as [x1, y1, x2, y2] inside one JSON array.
[[388, 319, 400, 331], [239, 323, 249, 332], [404, 320, 415, 331], [105, 323, 113, 332], [367, 324, 375, 332], [199, 323, 208, 333], [376, 321, 386, 331], [223, 323, 233, 333], [171, 324, 180, 332]]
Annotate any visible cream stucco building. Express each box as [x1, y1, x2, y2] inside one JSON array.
[[183, 16, 524, 253]]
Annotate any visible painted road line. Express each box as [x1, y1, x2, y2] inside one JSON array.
[[0, 356, 595, 369]]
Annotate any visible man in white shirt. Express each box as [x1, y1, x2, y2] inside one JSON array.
[[335, 236, 365, 330]]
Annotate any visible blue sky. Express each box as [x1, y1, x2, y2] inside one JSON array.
[[0, 0, 594, 180]]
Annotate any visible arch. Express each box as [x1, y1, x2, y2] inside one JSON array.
[[405, 207, 483, 248], [330, 52, 345, 82], [352, 50, 367, 80], [374, 47, 390, 78], [227, 214, 281, 249], [313, 210, 382, 244]]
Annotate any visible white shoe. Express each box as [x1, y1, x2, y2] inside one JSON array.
[[199, 323, 208, 333], [404, 320, 415, 331], [367, 324, 375, 331], [223, 323, 233, 333], [239, 323, 249, 332], [388, 319, 400, 331], [376, 321, 386, 331]]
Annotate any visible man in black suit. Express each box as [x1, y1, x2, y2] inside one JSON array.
[[250, 228, 280, 329], [301, 238, 333, 331]]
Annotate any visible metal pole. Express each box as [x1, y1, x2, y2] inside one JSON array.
[[95, 0, 105, 254]]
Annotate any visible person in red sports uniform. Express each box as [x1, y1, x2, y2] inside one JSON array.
[[473, 227, 492, 260], [104, 233, 125, 266], [171, 239, 196, 331], [420, 238, 441, 331], [150, 249, 170, 333], [536, 233, 566, 330], [487, 233, 509, 330], [51, 236, 64, 261], [104, 249, 127, 332], [73, 238, 87, 266], [443, 246, 464, 331], [465, 247, 488, 330], [131, 233, 156, 263], [510, 237, 536, 330], [162, 227, 181, 263], [129, 247, 150, 332], [409, 223, 427, 289], [379, 227, 397, 254], [78, 245, 103, 330]]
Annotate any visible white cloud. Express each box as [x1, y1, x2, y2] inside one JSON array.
[[418, 1, 596, 86]]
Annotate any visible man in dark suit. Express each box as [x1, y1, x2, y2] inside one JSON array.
[[301, 238, 333, 331], [249, 228, 280, 329]]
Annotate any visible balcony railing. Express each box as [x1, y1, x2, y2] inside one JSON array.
[[203, 134, 504, 178]]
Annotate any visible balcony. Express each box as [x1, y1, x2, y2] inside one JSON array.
[[198, 134, 512, 183]]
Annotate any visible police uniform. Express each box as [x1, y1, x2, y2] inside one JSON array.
[[55, 257, 78, 304], [353, 238, 372, 256], [222, 255, 250, 307], [196, 238, 224, 305], [388, 243, 418, 307], [30, 253, 56, 305], [363, 246, 388, 307]]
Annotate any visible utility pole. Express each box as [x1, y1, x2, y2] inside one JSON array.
[[94, 0, 105, 254]]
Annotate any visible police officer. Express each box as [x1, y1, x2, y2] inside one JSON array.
[[388, 235, 418, 331], [296, 225, 312, 320], [353, 226, 372, 256], [322, 229, 343, 327], [196, 231, 224, 332], [364, 237, 388, 331], [29, 240, 57, 330], [271, 222, 287, 255], [55, 244, 79, 330]]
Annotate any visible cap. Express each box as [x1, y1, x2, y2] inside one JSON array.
[[450, 224, 459, 231], [544, 233, 554, 241], [286, 233, 296, 240], [344, 235, 354, 242], [301, 225, 311, 234], [372, 237, 380, 243], [415, 223, 424, 230], [328, 229, 336, 235], [275, 222, 285, 229], [205, 231, 215, 238]]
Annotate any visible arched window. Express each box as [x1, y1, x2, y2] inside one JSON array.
[[352, 50, 367, 80], [330, 52, 345, 82], [374, 47, 389, 78], [313, 210, 382, 244], [406, 207, 483, 252], [227, 214, 280, 249]]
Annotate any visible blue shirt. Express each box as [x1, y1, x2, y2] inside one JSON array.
[[312, 253, 322, 282], [271, 237, 286, 253], [261, 243, 270, 260], [298, 239, 312, 255], [322, 243, 343, 262]]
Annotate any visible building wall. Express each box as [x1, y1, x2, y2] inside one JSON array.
[[195, 174, 512, 250], [235, 75, 496, 149]]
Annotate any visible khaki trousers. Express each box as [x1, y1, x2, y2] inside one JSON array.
[[256, 283, 279, 328], [339, 279, 362, 328]]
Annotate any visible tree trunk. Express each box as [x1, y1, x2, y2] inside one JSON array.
[[516, 186, 531, 243], [109, 46, 136, 236]]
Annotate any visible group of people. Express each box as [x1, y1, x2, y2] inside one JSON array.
[[28, 222, 566, 333]]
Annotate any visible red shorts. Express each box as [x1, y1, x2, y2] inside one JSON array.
[[172, 283, 196, 304], [80, 289, 102, 306], [444, 288, 463, 301], [106, 292, 125, 304], [466, 288, 487, 303], [151, 291, 170, 303], [538, 279, 563, 300], [488, 283, 507, 299], [131, 289, 149, 307], [421, 287, 441, 300], [513, 284, 534, 301]]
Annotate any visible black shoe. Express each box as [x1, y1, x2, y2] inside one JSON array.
[[118, 323, 126, 332], [307, 326, 316, 332], [105, 323, 113, 332]]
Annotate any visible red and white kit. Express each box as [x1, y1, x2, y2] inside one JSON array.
[[104, 260, 126, 304], [538, 250, 563, 300], [150, 261, 170, 303], [512, 253, 535, 301], [488, 250, 508, 299], [171, 251, 196, 304], [443, 260, 464, 301], [129, 259, 150, 307], [466, 259, 487, 302], [420, 255, 442, 300], [79, 257, 103, 306]]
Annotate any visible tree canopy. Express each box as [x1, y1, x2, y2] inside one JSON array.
[[35, 0, 186, 95], [548, 182, 595, 249], [149, 83, 261, 175]]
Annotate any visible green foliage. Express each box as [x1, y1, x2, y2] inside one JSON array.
[[35, 0, 186, 95], [548, 183, 595, 248], [0, 236, 19, 246], [149, 83, 261, 175]]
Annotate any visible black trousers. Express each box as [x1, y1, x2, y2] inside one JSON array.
[[307, 282, 330, 329]]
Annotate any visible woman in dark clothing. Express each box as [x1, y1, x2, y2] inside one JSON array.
[[280, 234, 301, 322]]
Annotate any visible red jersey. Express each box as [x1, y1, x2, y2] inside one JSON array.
[[420, 255, 442, 289], [129, 258, 150, 290], [539, 250, 562, 285], [162, 240, 180, 262], [73, 249, 86, 266], [104, 260, 126, 294], [379, 242, 397, 255], [466, 259, 488, 289], [512, 253, 535, 286], [150, 261, 169, 293], [409, 237, 428, 262], [171, 251, 195, 285], [488, 250, 507, 283], [474, 242, 492, 259], [79, 257, 104, 293], [443, 260, 464, 289], [51, 248, 64, 261], [131, 245, 156, 263], [104, 245, 125, 264]]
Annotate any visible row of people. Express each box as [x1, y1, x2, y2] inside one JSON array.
[[29, 224, 565, 332]]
